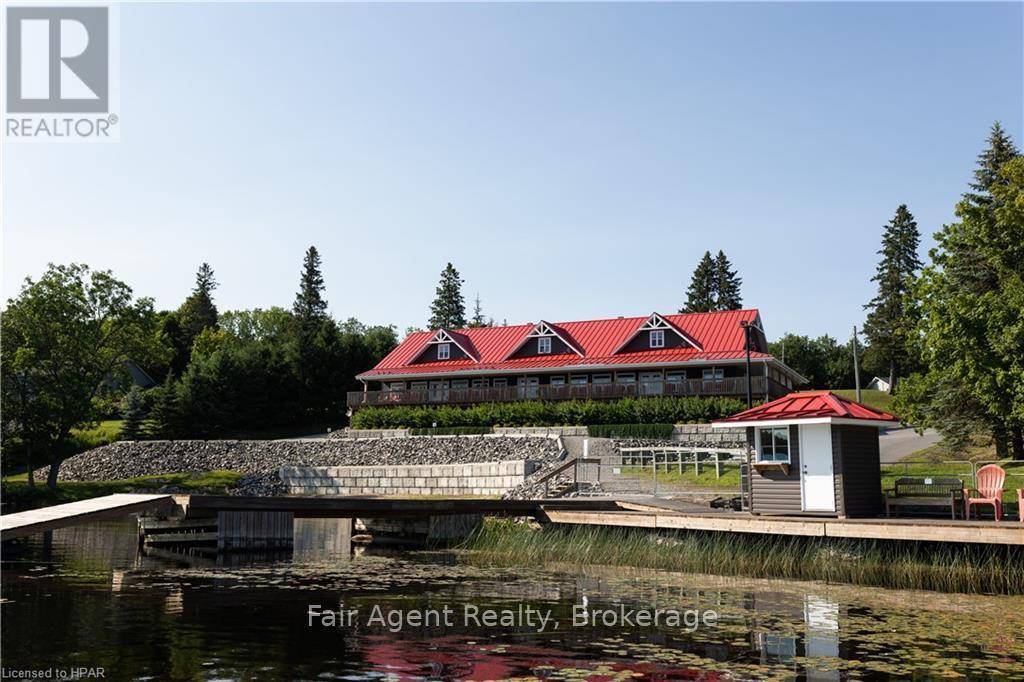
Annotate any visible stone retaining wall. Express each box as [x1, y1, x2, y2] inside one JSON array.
[[280, 460, 537, 497]]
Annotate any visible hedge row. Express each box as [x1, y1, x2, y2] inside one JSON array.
[[587, 423, 676, 439], [409, 426, 492, 436], [350, 396, 746, 429]]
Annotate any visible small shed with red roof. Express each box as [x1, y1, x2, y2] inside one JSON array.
[[712, 391, 899, 517]]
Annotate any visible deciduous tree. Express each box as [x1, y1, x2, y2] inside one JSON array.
[[0, 264, 164, 488]]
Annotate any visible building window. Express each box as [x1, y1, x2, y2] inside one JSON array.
[[451, 379, 469, 389], [549, 376, 566, 386], [592, 374, 612, 385], [616, 373, 636, 384], [650, 330, 665, 348], [703, 368, 724, 382], [492, 378, 508, 388], [570, 375, 588, 385], [471, 378, 488, 388], [437, 343, 450, 360], [411, 381, 427, 390], [388, 382, 405, 391], [538, 337, 552, 354], [666, 371, 685, 384], [757, 426, 790, 463]]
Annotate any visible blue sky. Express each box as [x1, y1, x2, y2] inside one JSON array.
[[4, 2, 1022, 341]]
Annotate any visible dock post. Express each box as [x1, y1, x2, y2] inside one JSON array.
[[217, 511, 294, 551]]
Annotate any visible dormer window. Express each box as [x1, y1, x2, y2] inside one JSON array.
[[650, 330, 665, 348], [437, 343, 450, 360], [538, 337, 552, 354]]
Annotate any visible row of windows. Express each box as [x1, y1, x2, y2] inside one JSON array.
[[433, 328, 667, 362], [387, 368, 728, 392]]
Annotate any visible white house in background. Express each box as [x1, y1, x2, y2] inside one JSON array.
[[866, 376, 891, 393]]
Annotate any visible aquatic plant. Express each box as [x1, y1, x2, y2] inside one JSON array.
[[462, 519, 1024, 595]]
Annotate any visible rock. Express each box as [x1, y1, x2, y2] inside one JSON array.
[[39, 435, 564, 498]]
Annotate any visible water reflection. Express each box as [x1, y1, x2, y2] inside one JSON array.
[[2, 518, 1023, 680]]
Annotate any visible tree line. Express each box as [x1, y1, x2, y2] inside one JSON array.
[[2, 247, 399, 488], [770, 123, 1023, 459]]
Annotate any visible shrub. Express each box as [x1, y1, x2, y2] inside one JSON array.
[[587, 423, 675, 439], [350, 396, 746, 429], [409, 426, 492, 436]]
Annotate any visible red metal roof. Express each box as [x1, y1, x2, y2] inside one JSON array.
[[715, 390, 898, 423], [359, 309, 778, 379]]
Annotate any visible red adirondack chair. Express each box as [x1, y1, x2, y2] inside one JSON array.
[[964, 464, 1005, 521]]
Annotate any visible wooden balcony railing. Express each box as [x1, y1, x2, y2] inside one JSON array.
[[347, 376, 789, 409]]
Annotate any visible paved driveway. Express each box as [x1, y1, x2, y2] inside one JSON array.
[[879, 427, 940, 463]]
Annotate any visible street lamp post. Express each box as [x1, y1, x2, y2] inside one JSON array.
[[740, 321, 753, 409]]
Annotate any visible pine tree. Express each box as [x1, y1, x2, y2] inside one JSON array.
[[469, 293, 488, 327], [428, 263, 467, 329], [119, 386, 147, 440], [148, 374, 183, 439], [965, 122, 1019, 207], [681, 252, 717, 313], [293, 246, 328, 325], [862, 205, 922, 390], [178, 263, 219, 344], [712, 250, 743, 310]]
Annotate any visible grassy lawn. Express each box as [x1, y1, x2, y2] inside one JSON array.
[[622, 463, 742, 490], [833, 389, 895, 417], [880, 460, 1024, 502], [69, 419, 124, 448], [1, 470, 243, 513]]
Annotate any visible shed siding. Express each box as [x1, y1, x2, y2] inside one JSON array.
[[748, 424, 803, 515], [835, 425, 884, 517]]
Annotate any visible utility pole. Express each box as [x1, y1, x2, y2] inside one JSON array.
[[740, 321, 753, 408], [852, 325, 861, 403]]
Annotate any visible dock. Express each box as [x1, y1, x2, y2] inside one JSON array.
[[0, 494, 174, 541], [543, 503, 1024, 546], [3, 493, 1020, 546]]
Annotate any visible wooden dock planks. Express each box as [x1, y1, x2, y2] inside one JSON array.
[[541, 508, 1024, 545], [1, 494, 174, 541]]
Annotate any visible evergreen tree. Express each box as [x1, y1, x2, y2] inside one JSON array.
[[428, 263, 467, 329], [293, 246, 328, 325], [469, 293, 488, 327], [862, 205, 923, 389], [965, 121, 1019, 207], [148, 374, 184, 439], [178, 263, 219, 345], [712, 250, 743, 310], [896, 130, 1024, 459], [681, 252, 717, 313], [119, 386, 147, 440]]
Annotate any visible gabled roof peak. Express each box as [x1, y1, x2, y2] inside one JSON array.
[[611, 312, 704, 354], [501, 320, 584, 359]]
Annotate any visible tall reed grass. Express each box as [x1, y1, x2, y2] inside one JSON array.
[[462, 519, 1024, 595]]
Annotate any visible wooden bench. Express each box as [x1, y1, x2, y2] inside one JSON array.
[[885, 477, 964, 519]]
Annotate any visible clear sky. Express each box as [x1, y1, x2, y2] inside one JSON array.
[[4, 1, 1022, 341]]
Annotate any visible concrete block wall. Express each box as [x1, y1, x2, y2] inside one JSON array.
[[280, 459, 538, 497]]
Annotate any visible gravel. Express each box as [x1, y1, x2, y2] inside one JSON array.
[[42, 436, 564, 496]]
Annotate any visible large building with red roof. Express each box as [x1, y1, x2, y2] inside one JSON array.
[[349, 309, 806, 410]]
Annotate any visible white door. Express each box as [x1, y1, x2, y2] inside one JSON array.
[[800, 424, 835, 512]]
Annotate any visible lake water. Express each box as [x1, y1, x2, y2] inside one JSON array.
[[2, 518, 1023, 680]]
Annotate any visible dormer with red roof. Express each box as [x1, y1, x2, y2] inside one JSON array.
[[503, 321, 584, 360]]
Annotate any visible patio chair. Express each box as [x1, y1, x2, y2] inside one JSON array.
[[963, 464, 1005, 521]]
